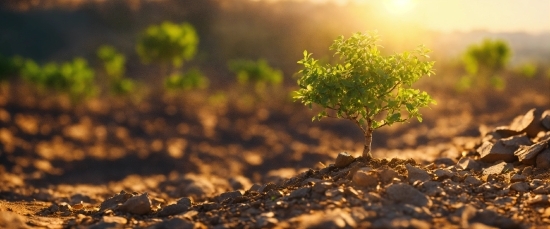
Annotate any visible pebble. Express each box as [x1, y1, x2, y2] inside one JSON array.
[[510, 174, 526, 182], [405, 164, 431, 183], [117, 192, 152, 215], [288, 187, 311, 199], [378, 167, 400, 183], [334, 152, 355, 168], [477, 141, 517, 163], [312, 181, 333, 193], [515, 140, 550, 165], [457, 158, 482, 171], [464, 176, 483, 186], [148, 218, 196, 229], [422, 181, 444, 196], [99, 190, 133, 212], [434, 169, 454, 180], [386, 183, 432, 207], [509, 182, 530, 192], [217, 190, 242, 202], [482, 161, 510, 176], [352, 167, 379, 187], [535, 148, 550, 169]]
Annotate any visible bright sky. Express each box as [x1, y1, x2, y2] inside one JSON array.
[[371, 0, 550, 34], [287, 0, 550, 34]]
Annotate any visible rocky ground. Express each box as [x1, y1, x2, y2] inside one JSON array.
[[0, 83, 550, 228]]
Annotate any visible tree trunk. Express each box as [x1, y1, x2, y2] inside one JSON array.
[[362, 129, 373, 160]]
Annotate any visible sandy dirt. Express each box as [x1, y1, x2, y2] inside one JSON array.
[[0, 82, 549, 228]]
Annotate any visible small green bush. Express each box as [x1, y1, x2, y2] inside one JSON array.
[[164, 68, 209, 91], [294, 31, 435, 158], [96, 45, 135, 95], [97, 45, 126, 79], [460, 39, 511, 90], [516, 62, 537, 78], [228, 59, 283, 94], [136, 21, 198, 68], [20, 57, 96, 99]]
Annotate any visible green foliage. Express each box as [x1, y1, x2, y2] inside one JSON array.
[[460, 39, 511, 90], [228, 59, 283, 94], [136, 21, 199, 68], [228, 59, 283, 85], [97, 45, 126, 79], [20, 57, 96, 99], [165, 68, 209, 91], [96, 45, 136, 95], [294, 31, 435, 158], [516, 62, 537, 78]]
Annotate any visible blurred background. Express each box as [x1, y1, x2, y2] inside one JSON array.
[[0, 0, 549, 185]]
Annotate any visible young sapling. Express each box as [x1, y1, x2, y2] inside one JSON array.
[[294, 31, 436, 159]]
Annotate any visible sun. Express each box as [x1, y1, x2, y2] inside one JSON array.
[[383, 0, 415, 16]]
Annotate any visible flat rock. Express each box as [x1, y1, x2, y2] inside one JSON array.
[[510, 174, 527, 182], [177, 197, 192, 206], [405, 164, 431, 183], [312, 181, 333, 193], [527, 195, 550, 205], [217, 190, 242, 202], [434, 169, 454, 180], [457, 158, 482, 171], [536, 148, 550, 169], [334, 152, 355, 168], [510, 182, 530, 192], [477, 141, 517, 163], [385, 183, 432, 207], [509, 108, 542, 138], [378, 167, 400, 183], [117, 192, 152, 215], [99, 190, 133, 212], [147, 218, 196, 229], [352, 167, 379, 187], [482, 161, 510, 176], [288, 187, 311, 199], [157, 203, 189, 217], [422, 181, 444, 196], [464, 176, 483, 186], [501, 134, 532, 147], [515, 139, 550, 165]]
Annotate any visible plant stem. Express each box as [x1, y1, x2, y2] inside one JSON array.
[[363, 129, 373, 159]]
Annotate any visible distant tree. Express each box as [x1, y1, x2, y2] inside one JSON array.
[[136, 21, 198, 75], [164, 68, 209, 91], [228, 59, 283, 93], [19, 57, 96, 100], [459, 39, 511, 91], [97, 45, 135, 95]]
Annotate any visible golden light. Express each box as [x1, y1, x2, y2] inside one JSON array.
[[383, 0, 414, 16]]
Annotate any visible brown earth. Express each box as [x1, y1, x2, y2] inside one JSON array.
[[0, 82, 549, 228]]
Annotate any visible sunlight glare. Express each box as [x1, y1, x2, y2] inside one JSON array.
[[384, 0, 414, 16]]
